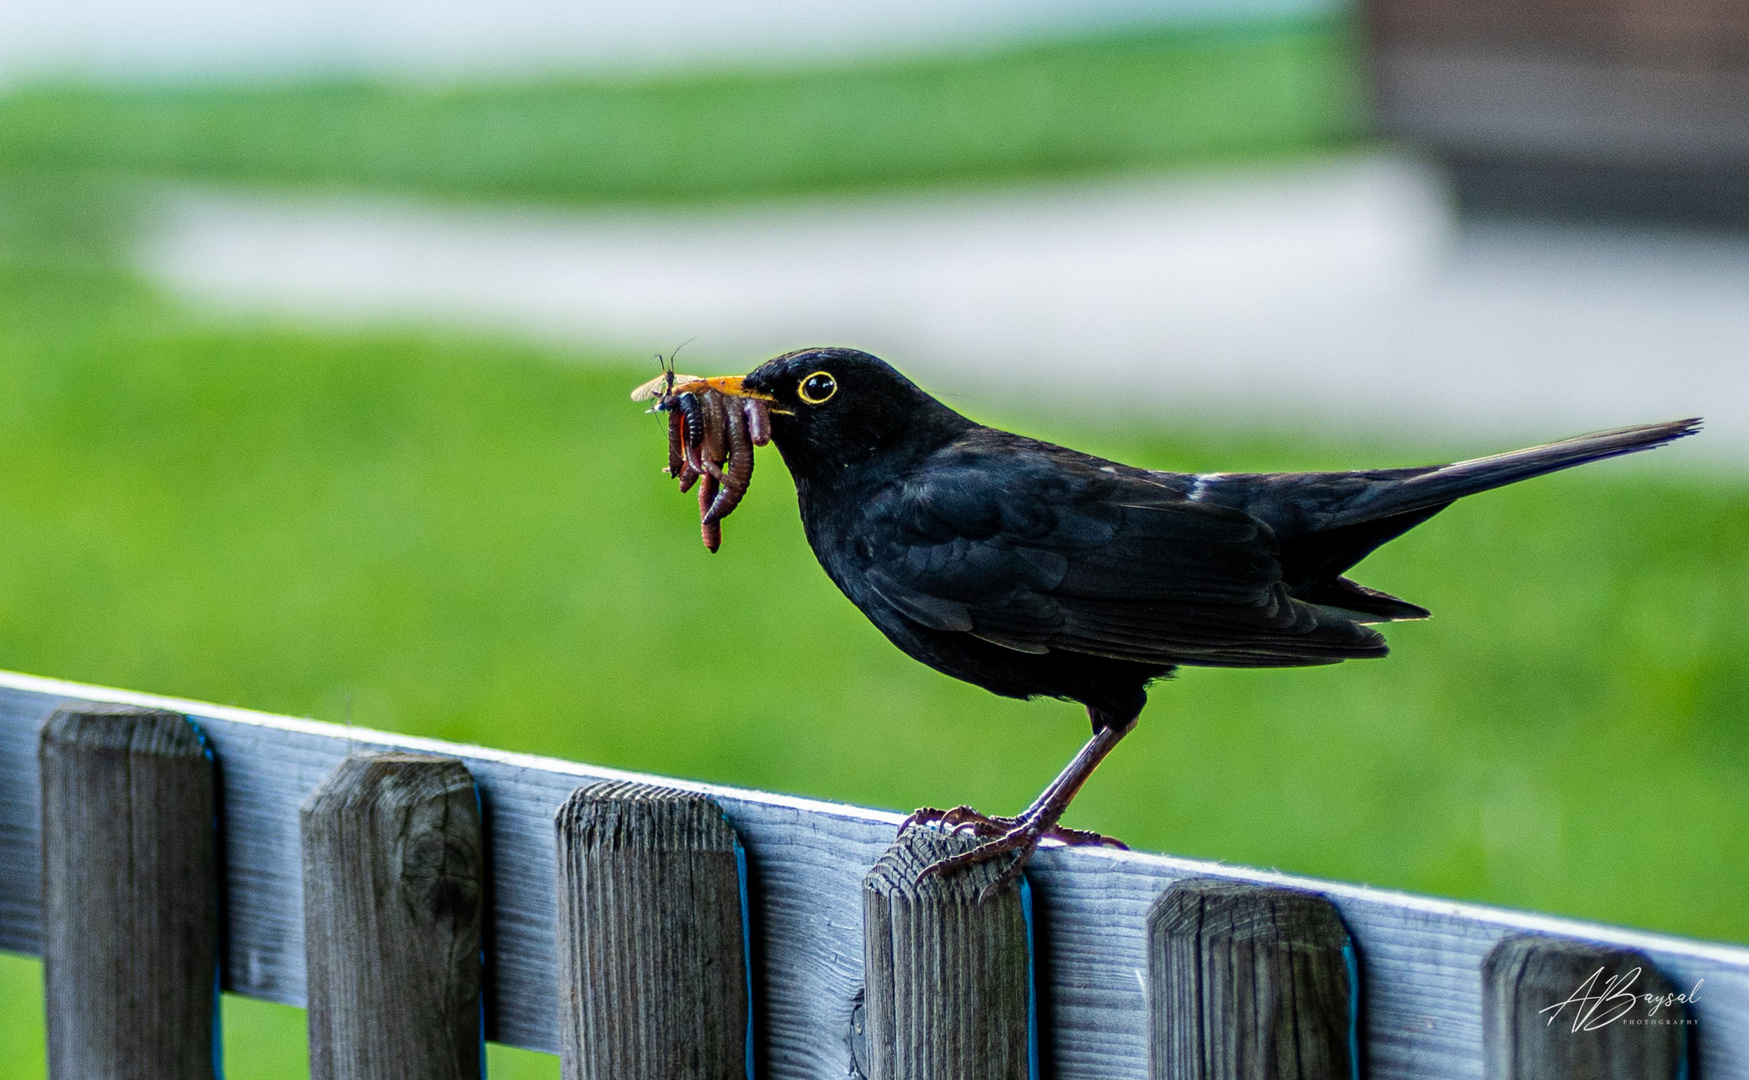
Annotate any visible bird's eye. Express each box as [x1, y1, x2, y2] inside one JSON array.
[[798, 371, 837, 405]]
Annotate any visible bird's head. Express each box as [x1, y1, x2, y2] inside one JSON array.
[[708, 347, 971, 485]]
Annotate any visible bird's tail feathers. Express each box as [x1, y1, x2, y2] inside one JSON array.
[[1336, 417, 1700, 526]]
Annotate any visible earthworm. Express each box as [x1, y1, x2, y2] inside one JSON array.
[[698, 390, 728, 480], [698, 472, 722, 552], [640, 374, 767, 550], [704, 401, 753, 525], [743, 397, 771, 446]]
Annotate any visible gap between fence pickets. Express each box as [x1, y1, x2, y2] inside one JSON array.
[[1, 667, 1748, 1080]]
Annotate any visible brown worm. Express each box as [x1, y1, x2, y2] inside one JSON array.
[[642, 376, 766, 550], [743, 397, 771, 446], [697, 472, 722, 552], [704, 401, 753, 525], [698, 390, 728, 480]]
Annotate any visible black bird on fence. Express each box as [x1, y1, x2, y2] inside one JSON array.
[[702, 347, 1699, 893]]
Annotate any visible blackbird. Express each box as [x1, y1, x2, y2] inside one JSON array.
[[702, 347, 1699, 889]]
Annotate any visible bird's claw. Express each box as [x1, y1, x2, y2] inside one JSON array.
[[904, 805, 1127, 848], [916, 825, 1045, 902], [1044, 823, 1129, 849], [905, 804, 1128, 899], [902, 804, 1018, 839]]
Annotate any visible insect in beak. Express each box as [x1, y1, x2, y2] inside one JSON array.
[[630, 370, 705, 403]]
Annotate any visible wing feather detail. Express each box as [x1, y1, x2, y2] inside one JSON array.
[[854, 436, 1387, 666]]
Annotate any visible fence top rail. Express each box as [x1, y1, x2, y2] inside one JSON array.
[[1, 667, 1745, 1080]]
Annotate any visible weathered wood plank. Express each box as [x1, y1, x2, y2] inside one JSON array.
[[1, 671, 1748, 1080], [862, 826, 1032, 1080], [1483, 934, 1690, 1080], [553, 780, 748, 1080], [38, 703, 219, 1080], [1148, 878, 1355, 1080], [301, 752, 484, 1080]]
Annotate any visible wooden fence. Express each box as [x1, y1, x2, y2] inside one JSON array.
[[1, 667, 1746, 1079]]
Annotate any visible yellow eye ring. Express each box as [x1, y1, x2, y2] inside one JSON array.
[[798, 371, 837, 405]]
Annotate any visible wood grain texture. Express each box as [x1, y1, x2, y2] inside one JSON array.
[[38, 703, 218, 1080], [553, 780, 748, 1080], [862, 825, 1031, 1080], [2, 672, 1748, 1080], [301, 752, 484, 1080], [1149, 878, 1355, 1080], [1484, 934, 1689, 1080]]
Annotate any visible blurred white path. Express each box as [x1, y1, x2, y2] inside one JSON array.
[[143, 154, 1749, 459]]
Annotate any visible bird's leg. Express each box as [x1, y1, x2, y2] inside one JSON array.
[[915, 713, 1136, 898]]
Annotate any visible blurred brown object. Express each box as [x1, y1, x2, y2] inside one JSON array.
[[1367, 0, 1749, 226]]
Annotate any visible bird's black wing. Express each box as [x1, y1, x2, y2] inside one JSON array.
[[852, 434, 1386, 667]]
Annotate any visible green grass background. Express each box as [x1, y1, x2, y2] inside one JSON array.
[[0, 19, 1744, 1078], [0, 19, 1358, 203]]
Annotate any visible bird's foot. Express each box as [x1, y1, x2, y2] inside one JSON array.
[[904, 805, 1128, 901], [901, 804, 1014, 838], [903, 805, 1127, 849]]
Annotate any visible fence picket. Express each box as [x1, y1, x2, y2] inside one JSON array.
[[1484, 934, 1689, 1080], [38, 703, 220, 1080], [861, 825, 1032, 1080], [553, 780, 749, 1080], [301, 751, 485, 1080], [1149, 877, 1357, 1080]]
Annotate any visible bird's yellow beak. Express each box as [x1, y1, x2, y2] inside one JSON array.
[[675, 375, 775, 401]]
